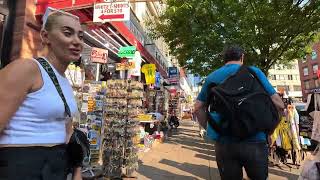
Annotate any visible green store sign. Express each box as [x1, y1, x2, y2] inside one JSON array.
[[117, 46, 136, 58]]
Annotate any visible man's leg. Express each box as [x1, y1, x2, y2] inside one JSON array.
[[241, 142, 269, 180], [215, 142, 243, 180]]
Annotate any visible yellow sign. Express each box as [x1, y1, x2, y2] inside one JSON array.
[[136, 114, 153, 121], [116, 62, 135, 70]]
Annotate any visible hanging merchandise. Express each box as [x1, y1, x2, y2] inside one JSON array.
[[310, 94, 320, 142], [65, 64, 85, 88], [128, 51, 142, 77], [141, 64, 156, 85], [287, 105, 301, 150], [103, 79, 144, 178]]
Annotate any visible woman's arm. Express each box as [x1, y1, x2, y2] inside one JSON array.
[[72, 167, 82, 180], [0, 60, 39, 133], [65, 120, 74, 143]]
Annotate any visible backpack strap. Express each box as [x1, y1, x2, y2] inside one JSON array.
[[36, 57, 71, 117], [245, 66, 265, 91], [206, 83, 230, 135]]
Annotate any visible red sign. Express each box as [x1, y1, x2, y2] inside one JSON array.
[[317, 70, 320, 78], [99, 14, 124, 20], [91, 47, 108, 64]]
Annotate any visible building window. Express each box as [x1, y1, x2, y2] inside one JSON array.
[[312, 50, 318, 60], [315, 79, 320, 88], [305, 80, 311, 90], [288, 75, 293, 80], [277, 85, 290, 92], [302, 55, 307, 63], [313, 64, 319, 74], [293, 85, 301, 91], [294, 75, 299, 80], [303, 67, 309, 76], [270, 75, 276, 80], [279, 75, 285, 80]]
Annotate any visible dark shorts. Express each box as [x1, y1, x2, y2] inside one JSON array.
[[215, 141, 268, 180], [0, 145, 68, 180]]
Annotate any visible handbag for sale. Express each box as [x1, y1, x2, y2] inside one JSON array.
[[36, 57, 90, 168], [299, 145, 320, 180], [309, 94, 320, 142]]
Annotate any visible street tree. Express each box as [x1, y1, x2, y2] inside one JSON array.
[[149, 0, 320, 76]]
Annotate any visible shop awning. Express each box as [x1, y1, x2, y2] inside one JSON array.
[[35, 0, 168, 78]]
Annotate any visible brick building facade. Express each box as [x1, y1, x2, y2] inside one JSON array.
[[298, 42, 320, 101], [0, 0, 43, 68]]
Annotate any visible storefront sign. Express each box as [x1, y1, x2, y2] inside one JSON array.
[[167, 77, 179, 84], [116, 62, 135, 70], [91, 47, 108, 64], [117, 46, 136, 58], [168, 67, 178, 78], [155, 72, 161, 88], [136, 114, 153, 121], [93, 2, 130, 22]]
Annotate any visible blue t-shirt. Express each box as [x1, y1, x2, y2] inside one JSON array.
[[197, 64, 276, 143]]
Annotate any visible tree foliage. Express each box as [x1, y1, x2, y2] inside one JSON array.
[[149, 0, 320, 76]]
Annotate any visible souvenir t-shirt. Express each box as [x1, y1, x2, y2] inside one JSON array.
[[141, 64, 156, 85]]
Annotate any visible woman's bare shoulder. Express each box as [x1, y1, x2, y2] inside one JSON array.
[[0, 58, 40, 86], [1, 58, 38, 74]]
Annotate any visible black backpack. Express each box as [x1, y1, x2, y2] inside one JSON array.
[[207, 65, 279, 139]]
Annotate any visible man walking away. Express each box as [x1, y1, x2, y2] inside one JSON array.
[[194, 45, 284, 180]]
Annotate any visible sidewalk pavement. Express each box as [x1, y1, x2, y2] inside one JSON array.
[[135, 121, 301, 180]]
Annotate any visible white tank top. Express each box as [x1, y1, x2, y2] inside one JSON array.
[[0, 58, 78, 145]]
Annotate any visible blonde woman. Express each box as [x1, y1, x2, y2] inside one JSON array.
[[0, 10, 83, 180]]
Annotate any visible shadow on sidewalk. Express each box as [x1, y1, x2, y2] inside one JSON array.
[[181, 145, 215, 154], [159, 158, 220, 180], [194, 153, 217, 161], [168, 137, 214, 150], [268, 168, 299, 179], [137, 161, 196, 180]]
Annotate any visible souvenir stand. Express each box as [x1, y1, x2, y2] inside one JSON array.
[[269, 93, 305, 171], [65, 63, 106, 178], [103, 79, 143, 178], [168, 91, 180, 118], [303, 92, 320, 151], [66, 58, 143, 178]]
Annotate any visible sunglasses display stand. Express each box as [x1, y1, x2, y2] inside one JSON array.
[[103, 79, 144, 179]]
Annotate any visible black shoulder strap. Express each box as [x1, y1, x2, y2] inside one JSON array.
[[36, 57, 71, 117], [245, 66, 265, 91]]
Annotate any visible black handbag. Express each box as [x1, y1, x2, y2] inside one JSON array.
[[36, 57, 90, 168]]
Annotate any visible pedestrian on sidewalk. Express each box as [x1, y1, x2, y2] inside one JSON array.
[[0, 10, 84, 180], [194, 45, 284, 180]]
